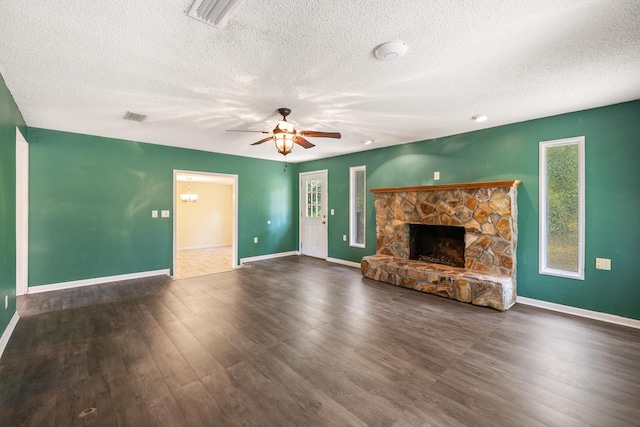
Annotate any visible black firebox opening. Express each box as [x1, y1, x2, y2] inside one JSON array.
[[409, 224, 465, 268]]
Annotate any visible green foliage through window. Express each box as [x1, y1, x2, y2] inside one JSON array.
[[306, 179, 322, 218], [546, 144, 579, 270], [539, 137, 585, 279]]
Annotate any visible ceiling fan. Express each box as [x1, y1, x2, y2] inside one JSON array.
[[227, 108, 341, 156]]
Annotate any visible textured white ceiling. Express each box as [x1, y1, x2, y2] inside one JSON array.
[[1, 0, 639, 162]]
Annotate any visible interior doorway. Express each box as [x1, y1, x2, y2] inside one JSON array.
[[299, 170, 328, 259], [173, 170, 238, 279]]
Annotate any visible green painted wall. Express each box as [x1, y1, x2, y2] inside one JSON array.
[[28, 128, 298, 286], [299, 100, 640, 320], [0, 74, 26, 336], [12, 89, 640, 333]]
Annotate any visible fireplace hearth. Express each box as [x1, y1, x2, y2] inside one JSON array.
[[361, 180, 521, 311], [409, 224, 465, 268]]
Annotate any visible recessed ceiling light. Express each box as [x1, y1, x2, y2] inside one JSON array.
[[374, 41, 408, 61], [361, 139, 373, 145], [472, 114, 488, 122]]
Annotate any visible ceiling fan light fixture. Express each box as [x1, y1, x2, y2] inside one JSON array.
[[273, 114, 296, 155], [277, 120, 295, 132], [274, 134, 294, 156], [230, 107, 340, 156]]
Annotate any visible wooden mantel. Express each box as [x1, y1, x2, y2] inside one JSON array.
[[370, 180, 521, 194]]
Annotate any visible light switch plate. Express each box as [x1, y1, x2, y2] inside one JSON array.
[[161, 210, 170, 218], [152, 210, 158, 218], [595, 258, 611, 270]]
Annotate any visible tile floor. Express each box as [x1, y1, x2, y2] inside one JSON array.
[[175, 246, 233, 279]]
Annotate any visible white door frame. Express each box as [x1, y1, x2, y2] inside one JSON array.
[[172, 170, 239, 277], [299, 169, 328, 259], [16, 127, 28, 296]]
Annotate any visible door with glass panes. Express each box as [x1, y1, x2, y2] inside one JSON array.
[[299, 170, 327, 258]]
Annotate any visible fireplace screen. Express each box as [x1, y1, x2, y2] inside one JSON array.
[[409, 224, 465, 268]]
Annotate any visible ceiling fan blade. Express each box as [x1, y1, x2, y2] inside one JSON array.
[[293, 136, 315, 149], [299, 131, 342, 139], [227, 129, 270, 134], [251, 136, 273, 146]]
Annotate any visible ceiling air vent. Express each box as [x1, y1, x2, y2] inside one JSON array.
[[187, 0, 246, 28], [123, 111, 148, 122]]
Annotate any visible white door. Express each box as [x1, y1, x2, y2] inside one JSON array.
[[300, 170, 328, 259]]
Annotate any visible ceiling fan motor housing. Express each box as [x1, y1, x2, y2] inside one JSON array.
[[278, 108, 291, 119]]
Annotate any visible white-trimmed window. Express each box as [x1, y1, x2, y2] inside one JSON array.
[[539, 136, 585, 279], [349, 166, 366, 247]]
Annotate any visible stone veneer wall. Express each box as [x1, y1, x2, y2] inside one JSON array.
[[361, 180, 520, 311], [373, 181, 520, 275]]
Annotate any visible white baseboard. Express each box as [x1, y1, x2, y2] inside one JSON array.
[[27, 269, 171, 294], [240, 253, 361, 268], [327, 257, 361, 268], [517, 296, 640, 330], [240, 251, 298, 265], [0, 312, 20, 360]]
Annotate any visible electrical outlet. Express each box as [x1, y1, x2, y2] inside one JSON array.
[[595, 258, 611, 270], [161, 210, 170, 218], [434, 171, 440, 180], [254, 237, 258, 243]]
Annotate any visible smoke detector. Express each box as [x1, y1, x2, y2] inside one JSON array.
[[187, 0, 247, 28], [374, 41, 408, 61]]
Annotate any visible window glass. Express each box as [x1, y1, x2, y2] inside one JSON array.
[[306, 179, 322, 218], [539, 137, 585, 279], [350, 166, 366, 247]]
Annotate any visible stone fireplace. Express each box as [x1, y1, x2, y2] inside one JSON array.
[[361, 180, 521, 311]]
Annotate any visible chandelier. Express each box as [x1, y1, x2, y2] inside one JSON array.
[[180, 178, 199, 203]]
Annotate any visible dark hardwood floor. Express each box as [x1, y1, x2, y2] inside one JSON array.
[[1, 256, 639, 426]]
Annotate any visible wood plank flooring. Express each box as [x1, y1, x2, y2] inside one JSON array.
[[2, 255, 639, 426]]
